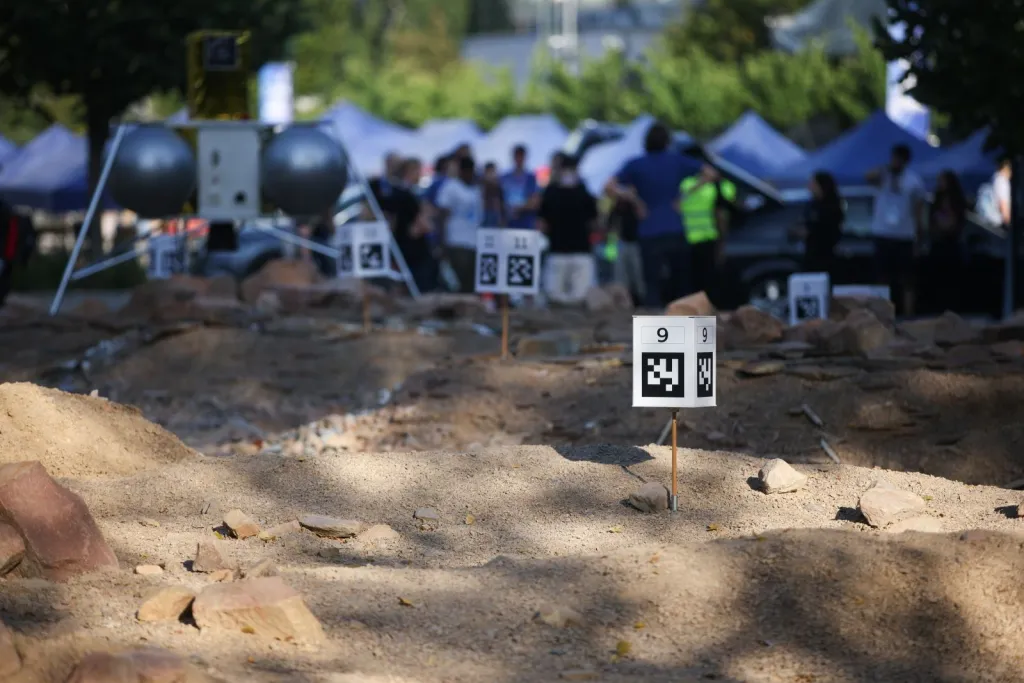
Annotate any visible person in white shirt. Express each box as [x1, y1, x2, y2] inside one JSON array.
[[993, 156, 1013, 228], [435, 156, 484, 293], [866, 143, 926, 316]]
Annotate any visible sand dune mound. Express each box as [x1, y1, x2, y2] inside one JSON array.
[[0, 383, 196, 478]]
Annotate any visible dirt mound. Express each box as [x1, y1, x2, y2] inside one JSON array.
[[0, 383, 196, 478]]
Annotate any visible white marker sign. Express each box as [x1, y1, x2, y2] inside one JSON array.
[[788, 272, 830, 325], [341, 221, 390, 279], [147, 235, 186, 279], [632, 315, 716, 408], [474, 227, 541, 295]]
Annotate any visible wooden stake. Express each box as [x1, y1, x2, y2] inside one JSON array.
[[500, 295, 510, 360], [361, 280, 371, 333], [670, 409, 679, 512]]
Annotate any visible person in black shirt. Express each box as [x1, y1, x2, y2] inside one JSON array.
[[926, 169, 967, 312], [390, 157, 435, 293], [538, 155, 599, 305], [798, 171, 844, 277], [609, 197, 643, 306]]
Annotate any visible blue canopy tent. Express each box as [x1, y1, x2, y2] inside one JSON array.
[[912, 129, 997, 194], [320, 101, 416, 178], [471, 114, 568, 171], [582, 115, 656, 195], [708, 111, 806, 178], [0, 136, 17, 167], [410, 119, 483, 165], [0, 124, 115, 212], [771, 110, 938, 191]]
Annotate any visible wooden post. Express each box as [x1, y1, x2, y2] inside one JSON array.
[[361, 281, 371, 333], [670, 409, 679, 512]]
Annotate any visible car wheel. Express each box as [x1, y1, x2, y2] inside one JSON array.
[[747, 272, 791, 318]]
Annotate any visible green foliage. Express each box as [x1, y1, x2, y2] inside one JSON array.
[[876, 1, 1024, 155], [664, 0, 810, 63]]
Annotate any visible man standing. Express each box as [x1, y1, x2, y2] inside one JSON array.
[[502, 145, 540, 230], [680, 164, 734, 300], [538, 155, 599, 306], [866, 144, 926, 316], [390, 157, 434, 294], [435, 156, 483, 293]]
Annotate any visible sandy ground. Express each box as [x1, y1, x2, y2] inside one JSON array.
[[3, 295, 1024, 682]]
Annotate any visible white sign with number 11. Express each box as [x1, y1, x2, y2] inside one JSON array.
[[632, 316, 716, 408]]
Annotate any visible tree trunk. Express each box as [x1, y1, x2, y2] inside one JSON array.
[[85, 104, 112, 262]]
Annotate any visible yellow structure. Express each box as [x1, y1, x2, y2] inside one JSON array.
[[185, 30, 252, 120]]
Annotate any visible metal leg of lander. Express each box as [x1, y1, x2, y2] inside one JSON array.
[[49, 124, 129, 316]]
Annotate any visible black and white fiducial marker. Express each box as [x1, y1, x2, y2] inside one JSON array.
[[787, 272, 830, 325], [146, 234, 187, 280], [632, 315, 717, 511], [474, 227, 541, 359], [335, 221, 390, 331]]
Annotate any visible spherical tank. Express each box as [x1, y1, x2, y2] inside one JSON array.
[[261, 126, 348, 216], [108, 125, 196, 218]]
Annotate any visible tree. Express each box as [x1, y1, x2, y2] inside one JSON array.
[[465, 0, 514, 35], [664, 0, 810, 63], [0, 0, 308, 257]]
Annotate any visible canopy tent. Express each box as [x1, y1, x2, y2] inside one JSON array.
[[0, 136, 17, 167], [912, 129, 998, 194], [708, 111, 806, 178], [579, 115, 701, 195], [0, 124, 114, 212], [320, 101, 416, 178], [471, 114, 568, 171], [771, 110, 938, 189], [410, 119, 484, 165]]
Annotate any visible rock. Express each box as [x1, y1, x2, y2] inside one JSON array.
[[356, 524, 401, 545], [0, 522, 25, 575], [666, 291, 715, 317], [991, 340, 1024, 359], [534, 604, 585, 628], [210, 568, 235, 582], [628, 482, 669, 513], [193, 540, 230, 573], [223, 509, 260, 540], [0, 461, 118, 581], [961, 529, 1002, 542], [849, 401, 912, 431], [785, 365, 860, 381], [901, 312, 981, 347], [0, 620, 20, 677], [584, 284, 632, 312], [137, 585, 196, 622], [858, 484, 925, 528], [65, 652, 137, 683], [829, 309, 893, 356], [192, 576, 326, 644], [240, 259, 320, 304], [254, 290, 283, 315], [516, 331, 583, 358], [725, 305, 783, 348], [888, 516, 943, 533], [942, 344, 992, 368], [204, 275, 239, 300], [134, 564, 163, 576], [413, 508, 440, 522], [299, 515, 365, 539], [830, 296, 895, 325], [242, 558, 278, 579], [737, 360, 785, 377], [260, 520, 301, 541], [758, 459, 807, 494]]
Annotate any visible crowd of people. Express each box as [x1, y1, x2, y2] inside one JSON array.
[[320, 121, 1016, 317]]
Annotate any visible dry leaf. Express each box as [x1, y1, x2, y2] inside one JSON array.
[[465, 514, 475, 525], [706, 523, 719, 532], [398, 596, 415, 607], [615, 640, 632, 656], [634, 621, 646, 629], [241, 626, 255, 634], [608, 525, 624, 534], [648, 553, 660, 563]]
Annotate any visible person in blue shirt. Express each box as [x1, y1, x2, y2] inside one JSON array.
[[604, 122, 700, 308], [501, 144, 540, 230]]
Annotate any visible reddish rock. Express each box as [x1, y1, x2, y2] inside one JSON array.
[[0, 620, 20, 677], [65, 652, 137, 683], [724, 305, 783, 348], [0, 461, 118, 581], [666, 291, 715, 317], [66, 647, 209, 683], [193, 540, 230, 573], [223, 509, 260, 540], [830, 296, 895, 325], [240, 259, 320, 303], [137, 586, 196, 622], [821, 309, 893, 356], [901, 312, 981, 346], [192, 576, 325, 644], [0, 522, 25, 575]]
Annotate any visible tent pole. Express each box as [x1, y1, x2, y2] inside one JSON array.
[[49, 123, 128, 316]]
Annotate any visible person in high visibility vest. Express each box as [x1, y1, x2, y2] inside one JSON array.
[[680, 164, 735, 300]]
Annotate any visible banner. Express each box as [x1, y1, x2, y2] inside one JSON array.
[[257, 62, 294, 125]]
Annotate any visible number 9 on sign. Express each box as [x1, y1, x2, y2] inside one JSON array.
[[698, 325, 714, 345], [657, 328, 667, 342]]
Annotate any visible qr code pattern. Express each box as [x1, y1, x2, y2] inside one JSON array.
[[795, 295, 821, 320], [477, 253, 499, 285], [697, 351, 714, 398], [359, 243, 384, 270], [338, 244, 353, 272], [507, 254, 535, 287], [641, 353, 685, 398]]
